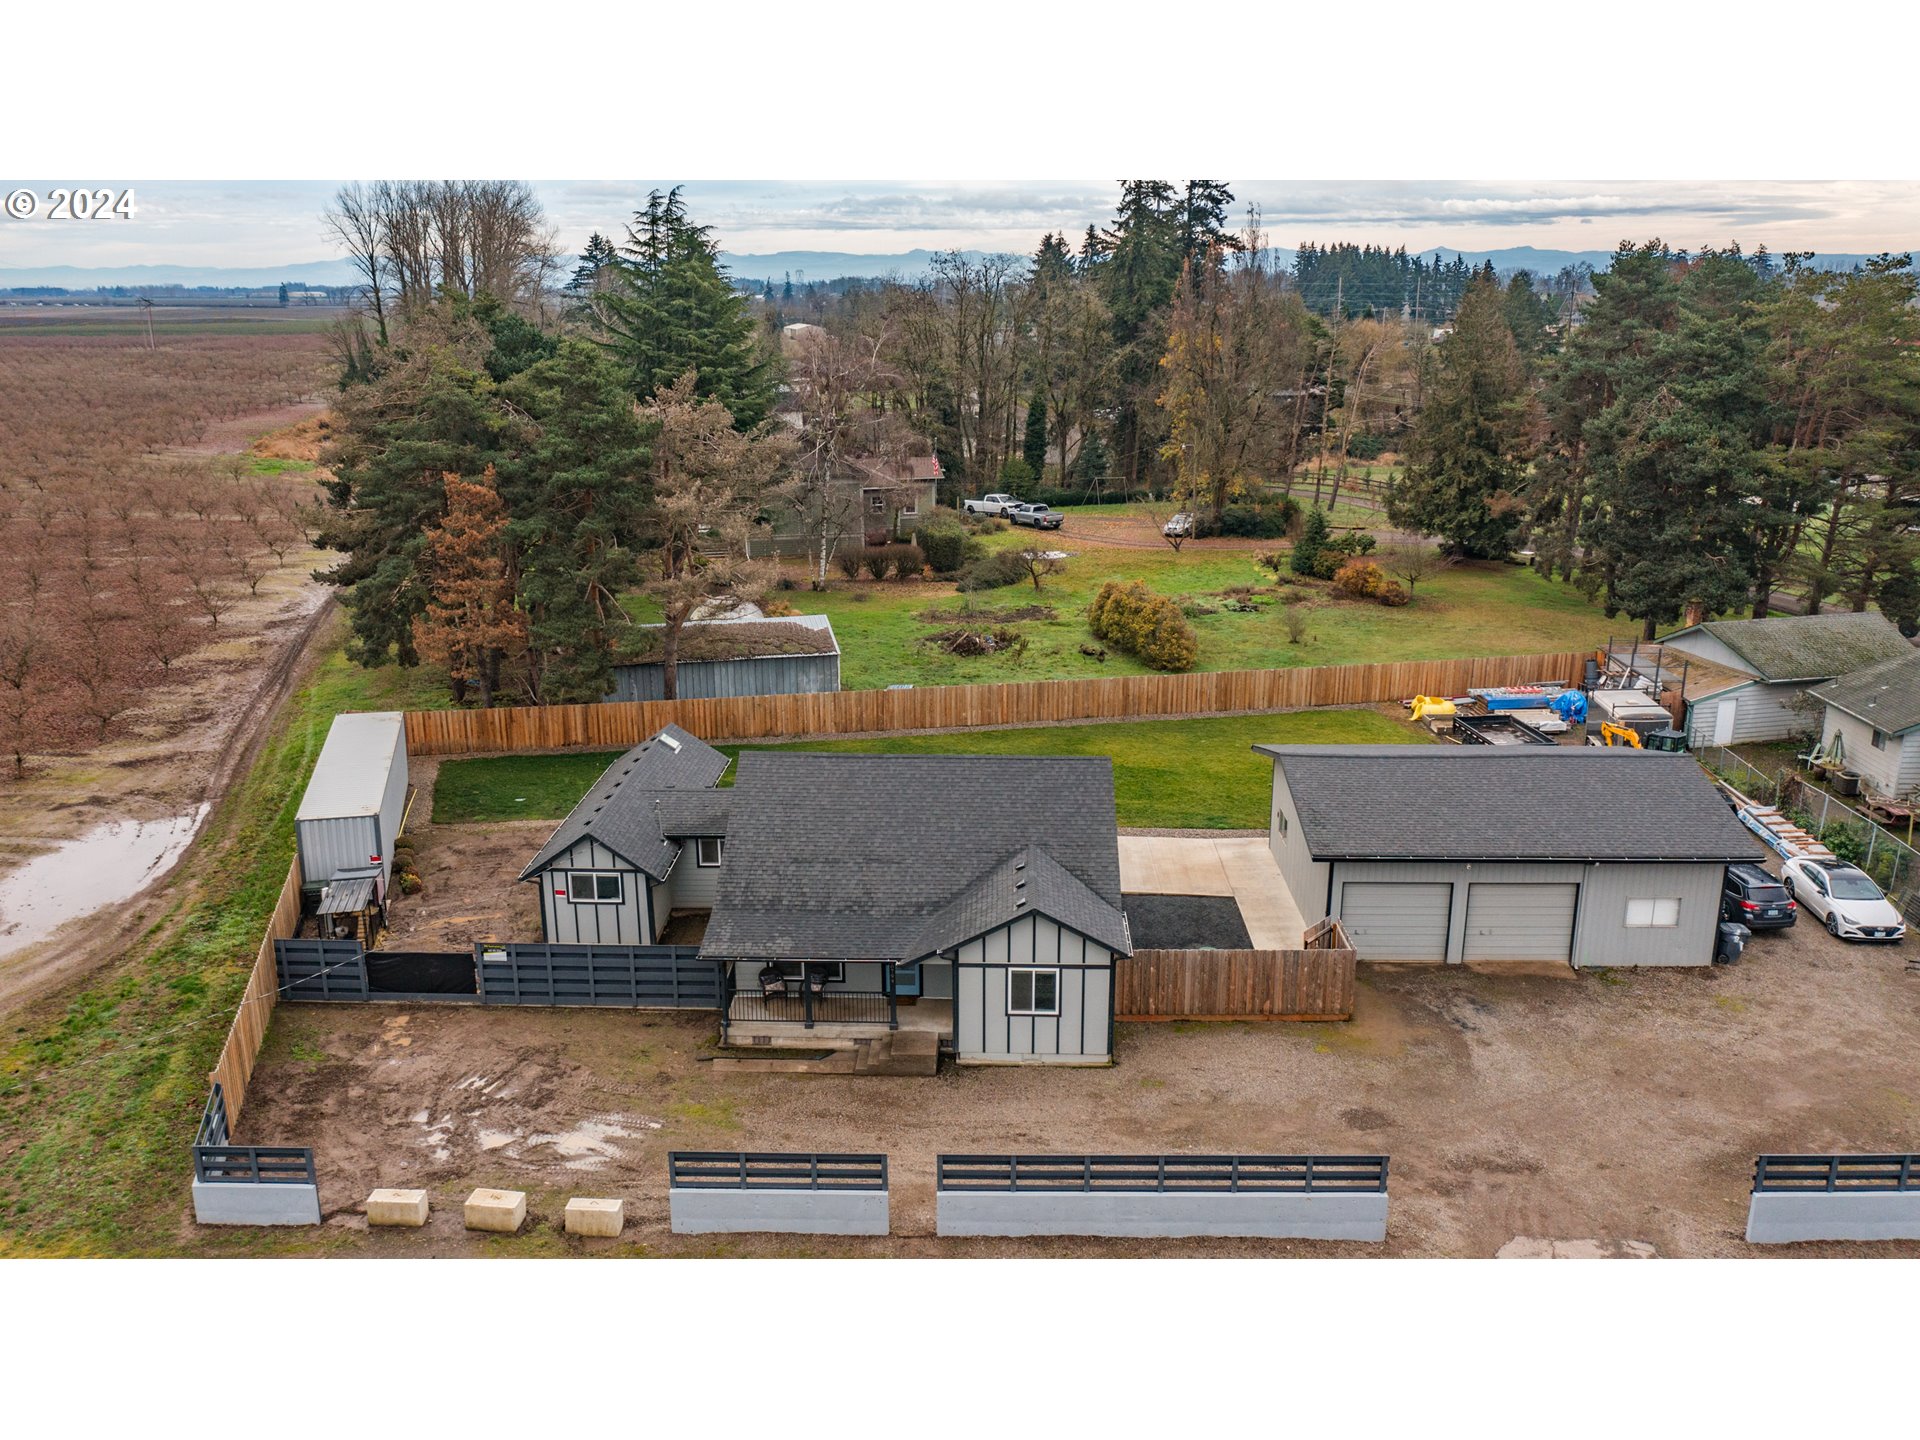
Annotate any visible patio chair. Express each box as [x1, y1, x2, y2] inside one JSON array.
[[758, 964, 787, 999]]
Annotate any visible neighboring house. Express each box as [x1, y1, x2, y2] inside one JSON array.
[[1658, 612, 1912, 746], [700, 752, 1132, 1065], [1809, 651, 1920, 800], [518, 726, 732, 945], [766, 450, 942, 557], [1257, 745, 1757, 968], [605, 615, 841, 703]]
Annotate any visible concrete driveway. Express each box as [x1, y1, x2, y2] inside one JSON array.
[[1118, 835, 1305, 948]]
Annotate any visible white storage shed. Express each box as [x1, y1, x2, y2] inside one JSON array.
[[295, 712, 410, 897]]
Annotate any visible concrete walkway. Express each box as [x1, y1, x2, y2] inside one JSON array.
[[1117, 836, 1305, 949]]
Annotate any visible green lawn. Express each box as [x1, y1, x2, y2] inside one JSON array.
[[432, 707, 1433, 832], [0, 630, 405, 1255]]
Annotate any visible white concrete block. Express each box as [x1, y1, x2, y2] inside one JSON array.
[[566, 1196, 625, 1238], [464, 1187, 527, 1233], [366, 1188, 430, 1227]]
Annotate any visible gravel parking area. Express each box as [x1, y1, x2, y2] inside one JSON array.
[[227, 919, 1920, 1258]]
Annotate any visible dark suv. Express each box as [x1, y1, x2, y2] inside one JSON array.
[[1721, 862, 1797, 930]]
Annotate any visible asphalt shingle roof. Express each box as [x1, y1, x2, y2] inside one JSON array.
[[699, 752, 1129, 962], [519, 726, 730, 881], [1810, 651, 1920, 736], [1664, 612, 1912, 682], [1254, 745, 1758, 863]]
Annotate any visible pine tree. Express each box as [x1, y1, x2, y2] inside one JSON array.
[[410, 470, 527, 707], [564, 232, 618, 307], [596, 188, 774, 427], [1388, 270, 1534, 557], [1180, 181, 1240, 265], [1023, 392, 1050, 480], [1291, 505, 1330, 576]]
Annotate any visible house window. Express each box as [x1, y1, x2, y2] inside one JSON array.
[[567, 872, 622, 904], [1275, 808, 1289, 838], [869, 492, 885, 512], [1625, 897, 1681, 928], [900, 493, 918, 517], [1872, 729, 1888, 750], [696, 836, 724, 867], [769, 960, 846, 983], [1008, 967, 1060, 1015]]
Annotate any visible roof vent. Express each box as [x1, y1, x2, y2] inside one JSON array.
[[1015, 897, 1027, 907], [1014, 860, 1027, 871], [1014, 879, 1026, 890], [660, 734, 683, 752]]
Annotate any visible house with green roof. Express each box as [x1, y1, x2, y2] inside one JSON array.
[[1658, 612, 1914, 746], [1809, 651, 1920, 801]]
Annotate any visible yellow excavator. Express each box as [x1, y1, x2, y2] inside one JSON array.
[[1594, 721, 1643, 748]]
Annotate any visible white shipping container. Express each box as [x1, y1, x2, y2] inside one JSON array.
[[295, 712, 410, 892]]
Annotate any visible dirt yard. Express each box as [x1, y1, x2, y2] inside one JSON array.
[[228, 918, 1920, 1258], [380, 759, 545, 950]]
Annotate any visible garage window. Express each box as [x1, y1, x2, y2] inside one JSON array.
[[567, 872, 622, 904], [1008, 967, 1059, 1016], [1274, 807, 1289, 838], [1625, 897, 1681, 928]]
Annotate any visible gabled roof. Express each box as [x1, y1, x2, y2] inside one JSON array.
[[519, 726, 730, 881], [1810, 651, 1920, 736], [1255, 745, 1757, 863], [1660, 612, 1911, 682], [699, 752, 1128, 963]]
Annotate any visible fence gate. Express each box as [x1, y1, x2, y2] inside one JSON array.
[[476, 944, 717, 1007], [274, 938, 370, 1000]]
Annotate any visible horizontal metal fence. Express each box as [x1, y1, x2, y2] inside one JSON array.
[[477, 944, 716, 1007], [192, 1146, 318, 1186], [274, 938, 371, 1000], [196, 1083, 230, 1149], [1753, 1154, 1919, 1194], [668, 1152, 889, 1191], [936, 1154, 1390, 1194]]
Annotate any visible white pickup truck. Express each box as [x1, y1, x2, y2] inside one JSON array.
[[963, 492, 1020, 516]]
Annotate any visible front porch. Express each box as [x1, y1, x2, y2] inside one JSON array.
[[722, 992, 954, 1045]]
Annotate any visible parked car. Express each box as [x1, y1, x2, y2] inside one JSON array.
[[1780, 857, 1906, 941], [1163, 511, 1195, 538], [1720, 862, 1796, 930], [963, 493, 1020, 516], [1010, 502, 1064, 530]]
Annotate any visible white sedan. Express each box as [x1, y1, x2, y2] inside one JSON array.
[[1780, 857, 1907, 942]]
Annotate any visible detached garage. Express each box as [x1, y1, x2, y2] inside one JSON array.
[[1256, 745, 1760, 969]]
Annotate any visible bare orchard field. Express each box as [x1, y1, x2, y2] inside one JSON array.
[[227, 921, 1920, 1258]]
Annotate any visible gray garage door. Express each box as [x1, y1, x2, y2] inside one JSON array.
[[1462, 882, 1578, 963], [1338, 882, 1452, 962]]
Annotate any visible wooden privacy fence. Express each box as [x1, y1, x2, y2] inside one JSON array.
[[206, 856, 303, 1131], [401, 650, 1591, 756], [1115, 945, 1357, 1022]]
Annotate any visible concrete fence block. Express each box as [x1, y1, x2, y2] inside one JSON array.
[[566, 1197, 625, 1238], [1746, 1189, 1920, 1244], [936, 1189, 1388, 1241], [192, 1181, 322, 1227], [464, 1187, 528, 1234], [669, 1186, 889, 1236], [366, 1188, 430, 1227]]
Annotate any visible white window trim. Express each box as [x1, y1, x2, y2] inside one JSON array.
[[567, 871, 623, 904], [1624, 896, 1681, 928], [695, 836, 724, 867], [1008, 966, 1061, 1016], [769, 960, 846, 983]]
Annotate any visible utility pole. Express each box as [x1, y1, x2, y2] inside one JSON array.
[[138, 295, 155, 350]]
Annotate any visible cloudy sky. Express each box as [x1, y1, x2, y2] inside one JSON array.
[[4, 179, 1918, 269]]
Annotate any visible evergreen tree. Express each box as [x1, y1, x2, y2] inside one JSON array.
[[1179, 181, 1240, 265], [1389, 270, 1534, 557], [1022, 392, 1050, 479], [596, 187, 774, 427], [1033, 231, 1074, 285], [410, 469, 526, 707], [1291, 505, 1330, 576], [1100, 181, 1183, 488], [564, 232, 618, 307]]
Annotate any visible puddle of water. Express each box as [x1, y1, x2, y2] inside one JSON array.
[[0, 805, 209, 959]]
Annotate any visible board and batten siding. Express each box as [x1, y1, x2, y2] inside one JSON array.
[[1318, 859, 1727, 968], [1687, 681, 1820, 747], [1268, 764, 1331, 925], [537, 838, 651, 946], [954, 914, 1114, 1064], [1821, 706, 1920, 800]]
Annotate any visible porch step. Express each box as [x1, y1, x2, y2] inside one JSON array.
[[712, 1030, 941, 1076], [712, 1051, 857, 1075]]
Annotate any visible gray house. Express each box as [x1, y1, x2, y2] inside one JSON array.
[[700, 752, 1132, 1065], [518, 725, 731, 945], [605, 615, 841, 703], [1809, 651, 1920, 800], [1658, 612, 1912, 746], [1256, 745, 1758, 968]]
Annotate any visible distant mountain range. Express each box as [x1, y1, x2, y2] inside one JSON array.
[[2, 245, 1906, 293]]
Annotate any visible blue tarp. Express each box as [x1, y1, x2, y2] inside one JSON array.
[[1551, 690, 1588, 724]]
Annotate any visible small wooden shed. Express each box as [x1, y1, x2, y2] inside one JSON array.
[[605, 615, 841, 702]]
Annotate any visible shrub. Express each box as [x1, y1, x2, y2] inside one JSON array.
[[835, 550, 863, 580], [914, 520, 969, 575], [1281, 603, 1310, 644], [955, 550, 1029, 593], [1197, 499, 1300, 539], [861, 547, 892, 580], [894, 541, 926, 578], [1087, 580, 1199, 672], [998, 457, 1036, 494], [1332, 559, 1389, 598]]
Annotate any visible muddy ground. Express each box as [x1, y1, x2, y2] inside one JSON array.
[[231, 918, 1920, 1259], [378, 759, 546, 950]]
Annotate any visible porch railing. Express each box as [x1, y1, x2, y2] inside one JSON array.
[[723, 986, 898, 1032]]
